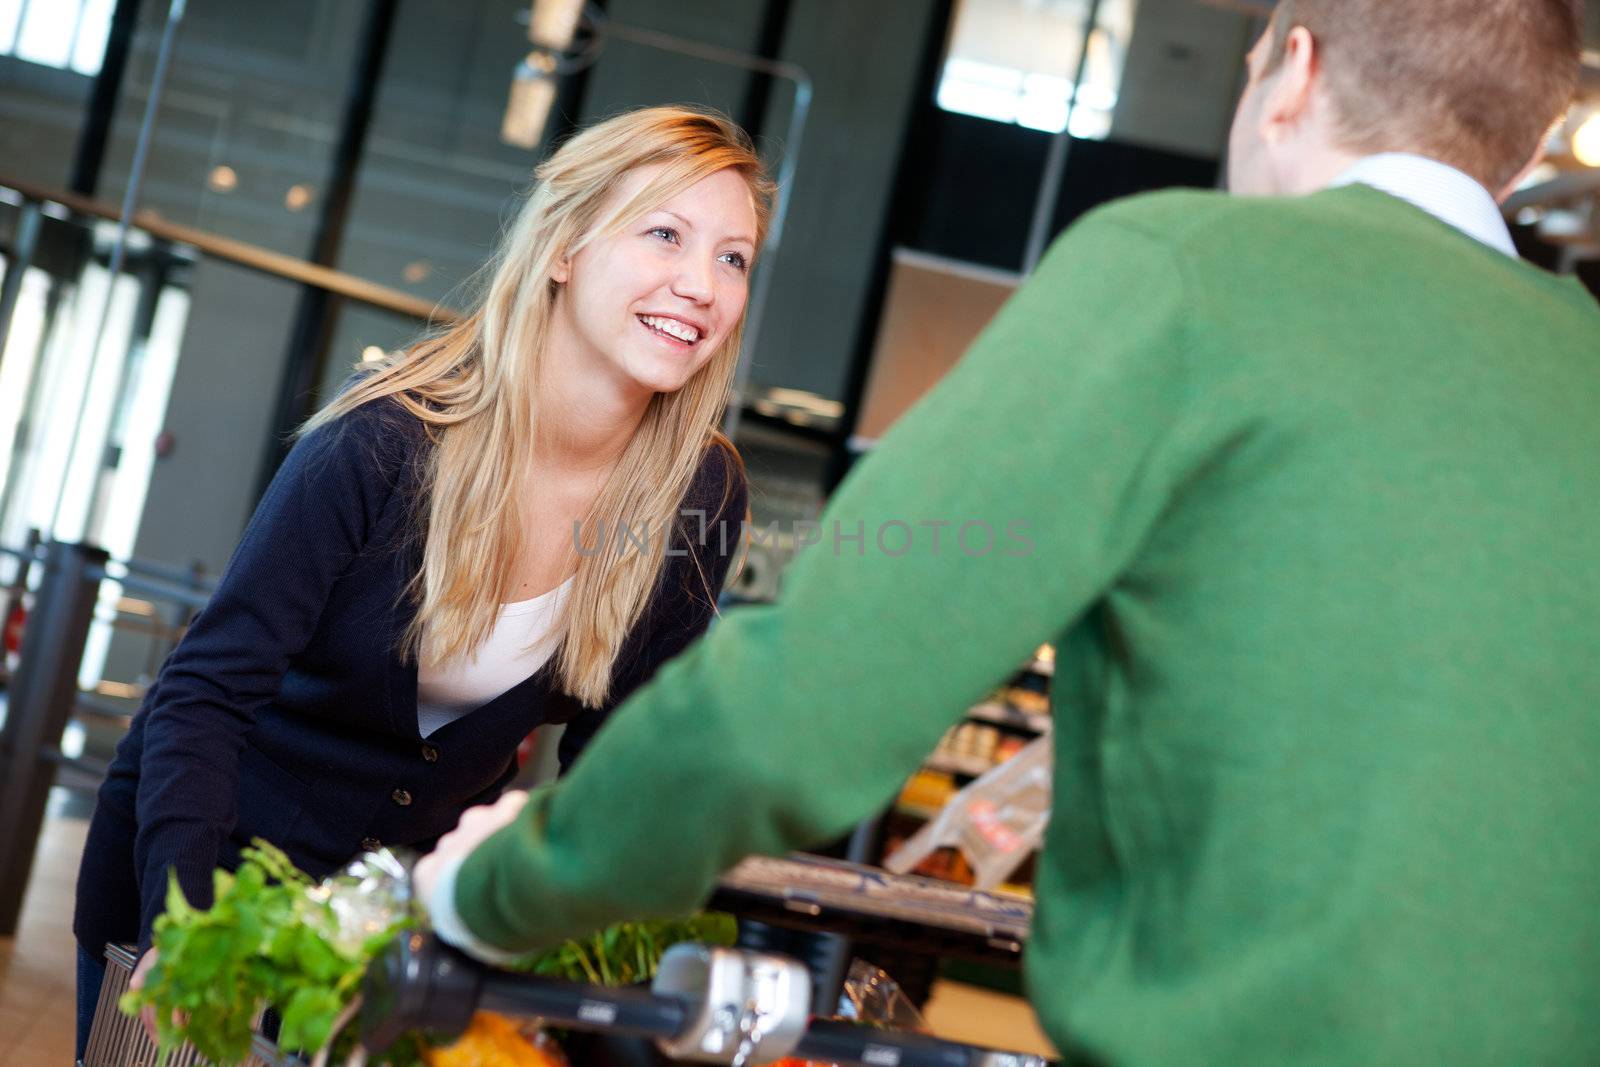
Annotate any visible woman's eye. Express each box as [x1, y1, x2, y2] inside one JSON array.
[[648, 226, 679, 244], [720, 251, 748, 271]]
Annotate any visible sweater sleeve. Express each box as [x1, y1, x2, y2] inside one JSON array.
[[557, 444, 749, 773], [453, 208, 1206, 952], [133, 402, 410, 945]]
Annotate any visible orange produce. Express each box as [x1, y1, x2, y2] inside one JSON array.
[[422, 1012, 567, 1067]]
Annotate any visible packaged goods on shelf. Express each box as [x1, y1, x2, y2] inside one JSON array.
[[881, 645, 1056, 892], [897, 768, 956, 815]]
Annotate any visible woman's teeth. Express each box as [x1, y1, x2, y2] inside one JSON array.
[[640, 315, 701, 344]]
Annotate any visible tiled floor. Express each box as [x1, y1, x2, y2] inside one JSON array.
[[0, 790, 89, 1067], [0, 792, 1056, 1066]]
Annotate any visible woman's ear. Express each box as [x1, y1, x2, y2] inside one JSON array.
[[551, 253, 572, 285]]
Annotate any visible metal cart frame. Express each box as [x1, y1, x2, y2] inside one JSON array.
[[83, 937, 1053, 1067]]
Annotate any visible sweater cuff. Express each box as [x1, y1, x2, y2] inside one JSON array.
[[427, 852, 526, 966]]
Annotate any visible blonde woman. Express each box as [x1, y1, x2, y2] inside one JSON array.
[[72, 106, 769, 1054]]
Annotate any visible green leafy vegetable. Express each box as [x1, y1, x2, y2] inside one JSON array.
[[120, 839, 738, 1066], [506, 912, 738, 987], [119, 840, 414, 1066]]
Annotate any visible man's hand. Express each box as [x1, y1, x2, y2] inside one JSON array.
[[414, 790, 530, 911]]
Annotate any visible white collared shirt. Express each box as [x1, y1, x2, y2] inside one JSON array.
[[1329, 153, 1518, 258]]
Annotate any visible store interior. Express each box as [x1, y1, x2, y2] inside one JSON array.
[[2, 0, 1600, 1064]]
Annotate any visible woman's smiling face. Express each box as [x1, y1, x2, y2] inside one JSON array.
[[549, 164, 759, 399]]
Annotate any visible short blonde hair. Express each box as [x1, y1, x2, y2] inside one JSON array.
[[1267, 0, 1583, 190]]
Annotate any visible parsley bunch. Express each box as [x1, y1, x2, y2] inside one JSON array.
[[120, 840, 414, 1065]]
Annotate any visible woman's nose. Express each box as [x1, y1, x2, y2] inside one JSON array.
[[671, 254, 715, 304]]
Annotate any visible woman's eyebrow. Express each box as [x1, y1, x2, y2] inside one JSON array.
[[656, 209, 755, 246]]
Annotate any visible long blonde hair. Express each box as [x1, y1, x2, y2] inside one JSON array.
[[305, 107, 774, 706]]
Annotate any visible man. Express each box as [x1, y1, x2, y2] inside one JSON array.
[[417, 1, 1600, 1061]]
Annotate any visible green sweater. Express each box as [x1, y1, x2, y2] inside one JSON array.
[[457, 185, 1600, 1064]]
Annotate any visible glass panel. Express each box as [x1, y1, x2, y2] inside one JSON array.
[[95, 1, 366, 258], [335, 0, 817, 404], [0, 264, 50, 519], [15, 0, 79, 68], [0, 220, 149, 549], [328, 0, 551, 308], [0, 0, 24, 54], [69, 0, 113, 75], [335, 0, 776, 310], [936, 0, 1139, 139]]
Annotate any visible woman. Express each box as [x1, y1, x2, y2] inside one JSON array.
[[73, 105, 771, 1054]]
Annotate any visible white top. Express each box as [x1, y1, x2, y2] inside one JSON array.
[[1329, 153, 1517, 258], [416, 578, 572, 737]]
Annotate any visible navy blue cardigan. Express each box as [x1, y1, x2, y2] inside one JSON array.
[[74, 397, 746, 954]]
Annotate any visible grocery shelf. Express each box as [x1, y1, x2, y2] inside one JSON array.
[[925, 752, 996, 778], [893, 801, 945, 821], [967, 701, 1052, 734], [710, 853, 1031, 965]]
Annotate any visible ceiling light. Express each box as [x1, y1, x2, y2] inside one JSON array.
[[403, 261, 431, 284], [362, 346, 386, 363], [501, 50, 560, 149], [285, 184, 314, 211], [207, 165, 237, 192], [528, 0, 585, 49]]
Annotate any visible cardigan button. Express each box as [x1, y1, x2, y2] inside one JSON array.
[[391, 788, 413, 807], [360, 837, 382, 852], [421, 743, 439, 763]]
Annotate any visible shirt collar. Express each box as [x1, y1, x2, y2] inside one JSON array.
[[1329, 153, 1518, 258]]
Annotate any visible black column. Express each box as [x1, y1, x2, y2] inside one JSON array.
[[0, 541, 109, 935], [68, 0, 144, 197], [737, 0, 794, 140], [254, 0, 401, 500]]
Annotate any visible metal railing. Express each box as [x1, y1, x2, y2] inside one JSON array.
[[0, 538, 213, 936], [0, 175, 457, 326], [0, 529, 41, 687], [0, 173, 839, 435]]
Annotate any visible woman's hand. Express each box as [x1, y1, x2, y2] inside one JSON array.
[[414, 790, 530, 909], [128, 947, 163, 1045]]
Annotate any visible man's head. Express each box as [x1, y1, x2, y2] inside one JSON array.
[[1227, 0, 1584, 199]]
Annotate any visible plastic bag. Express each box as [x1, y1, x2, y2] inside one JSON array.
[[771, 960, 928, 1067], [882, 735, 1051, 890], [308, 846, 415, 959], [834, 959, 927, 1031]]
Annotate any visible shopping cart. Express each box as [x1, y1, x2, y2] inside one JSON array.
[[83, 935, 1052, 1067], [82, 945, 294, 1067]]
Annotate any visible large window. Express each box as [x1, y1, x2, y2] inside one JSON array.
[[935, 0, 1138, 140], [0, 0, 114, 76]]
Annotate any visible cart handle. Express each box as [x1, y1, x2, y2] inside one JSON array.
[[360, 934, 1052, 1067]]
